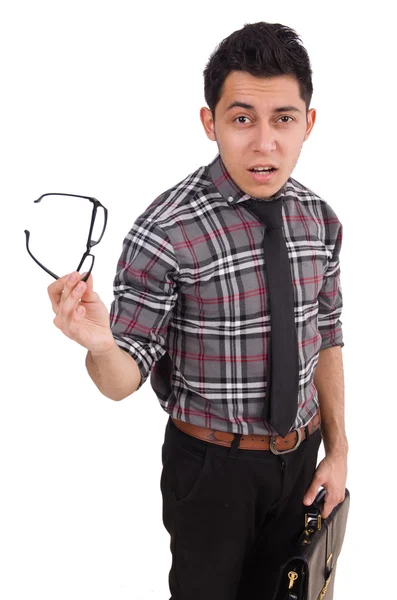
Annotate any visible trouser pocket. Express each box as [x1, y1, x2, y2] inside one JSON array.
[[161, 418, 215, 507]]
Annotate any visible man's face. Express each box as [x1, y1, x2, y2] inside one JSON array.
[[200, 71, 316, 199]]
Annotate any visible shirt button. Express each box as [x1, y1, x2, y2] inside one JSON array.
[[228, 196, 233, 203]]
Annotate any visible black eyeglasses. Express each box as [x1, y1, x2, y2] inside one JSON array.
[[24, 193, 108, 283]]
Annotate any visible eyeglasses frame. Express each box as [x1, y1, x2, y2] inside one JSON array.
[[24, 193, 108, 283]]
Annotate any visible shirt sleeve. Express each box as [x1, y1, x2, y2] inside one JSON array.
[[108, 217, 179, 390], [317, 210, 344, 350]]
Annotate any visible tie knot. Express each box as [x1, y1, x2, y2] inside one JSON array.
[[246, 198, 283, 231]]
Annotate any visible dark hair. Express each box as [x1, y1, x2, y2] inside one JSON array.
[[203, 22, 313, 122]]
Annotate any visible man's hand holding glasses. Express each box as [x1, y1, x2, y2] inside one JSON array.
[[47, 270, 116, 356], [25, 193, 116, 356]]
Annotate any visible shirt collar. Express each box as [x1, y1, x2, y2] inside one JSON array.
[[208, 152, 288, 205]]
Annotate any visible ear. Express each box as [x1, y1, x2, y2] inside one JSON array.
[[303, 108, 316, 142], [200, 107, 217, 142]]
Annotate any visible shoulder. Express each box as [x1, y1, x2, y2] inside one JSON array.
[[286, 176, 342, 226], [118, 162, 214, 264], [135, 163, 213, 229]]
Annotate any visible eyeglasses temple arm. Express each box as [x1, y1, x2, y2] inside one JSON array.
[[24, 230, 59, 280]]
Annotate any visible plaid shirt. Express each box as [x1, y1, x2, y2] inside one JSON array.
[[109, 153, 344, 435]]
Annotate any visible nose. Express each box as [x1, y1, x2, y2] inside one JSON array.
[[251, 121, 277, 153]]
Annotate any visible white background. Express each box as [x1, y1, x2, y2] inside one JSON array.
[[1, 1, 395, 598]]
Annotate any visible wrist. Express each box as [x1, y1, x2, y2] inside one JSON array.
[[89, 337, 117, 358], [323, 438, 349, 458]]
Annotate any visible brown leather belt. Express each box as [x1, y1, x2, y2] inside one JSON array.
[[171, 410, 321, 454]]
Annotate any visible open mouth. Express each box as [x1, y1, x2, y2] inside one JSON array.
[[249, 167, 277, 173], [248, 167, 278, 182]]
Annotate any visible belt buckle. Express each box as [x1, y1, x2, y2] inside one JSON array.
[[270, 429, 302, 455]]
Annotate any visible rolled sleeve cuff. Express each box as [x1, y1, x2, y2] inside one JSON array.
[[112, 334, 156, 390], [319, 323, 344, 350]]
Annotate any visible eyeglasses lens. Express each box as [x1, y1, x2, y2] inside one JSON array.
[[90, 205, 106, 244]]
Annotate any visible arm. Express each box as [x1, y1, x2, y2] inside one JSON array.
[[303, 207, 347, 518], [94, 216, 179, 395], [47, 269, 143, 401], [85, 341, 142, 401], [314, 345, 348, 456], [303, 346, 348, 518], [315, 211, 347, 454]]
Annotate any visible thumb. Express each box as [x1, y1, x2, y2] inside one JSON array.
[[303, 479, 321, 505]]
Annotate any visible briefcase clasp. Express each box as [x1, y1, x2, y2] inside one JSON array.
[[304, 512, 322, 531]]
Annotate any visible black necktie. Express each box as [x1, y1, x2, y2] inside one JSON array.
[[245, 197, 299, 437]]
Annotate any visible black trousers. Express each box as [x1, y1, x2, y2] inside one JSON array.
[[160, 416, 322, 600]]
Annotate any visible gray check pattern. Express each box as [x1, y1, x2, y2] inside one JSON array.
[[109, 153, 344, 435]]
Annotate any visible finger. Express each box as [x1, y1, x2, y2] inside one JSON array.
[[48, 273, 72, 314], [56, 277, 86, 329], [321, 497, 336, 519], [303, 478, 323, 505], [79, 273, 97, 302], [60, 271, 88, 307]]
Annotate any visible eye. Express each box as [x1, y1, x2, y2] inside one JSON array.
[[278, 116, 294, 123], [234, 116, 250, 124]]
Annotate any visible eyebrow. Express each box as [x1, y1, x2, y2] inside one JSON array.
[[225, 101, 302, 114]]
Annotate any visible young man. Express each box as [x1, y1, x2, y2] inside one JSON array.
[[48, 21, 348, 600]]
